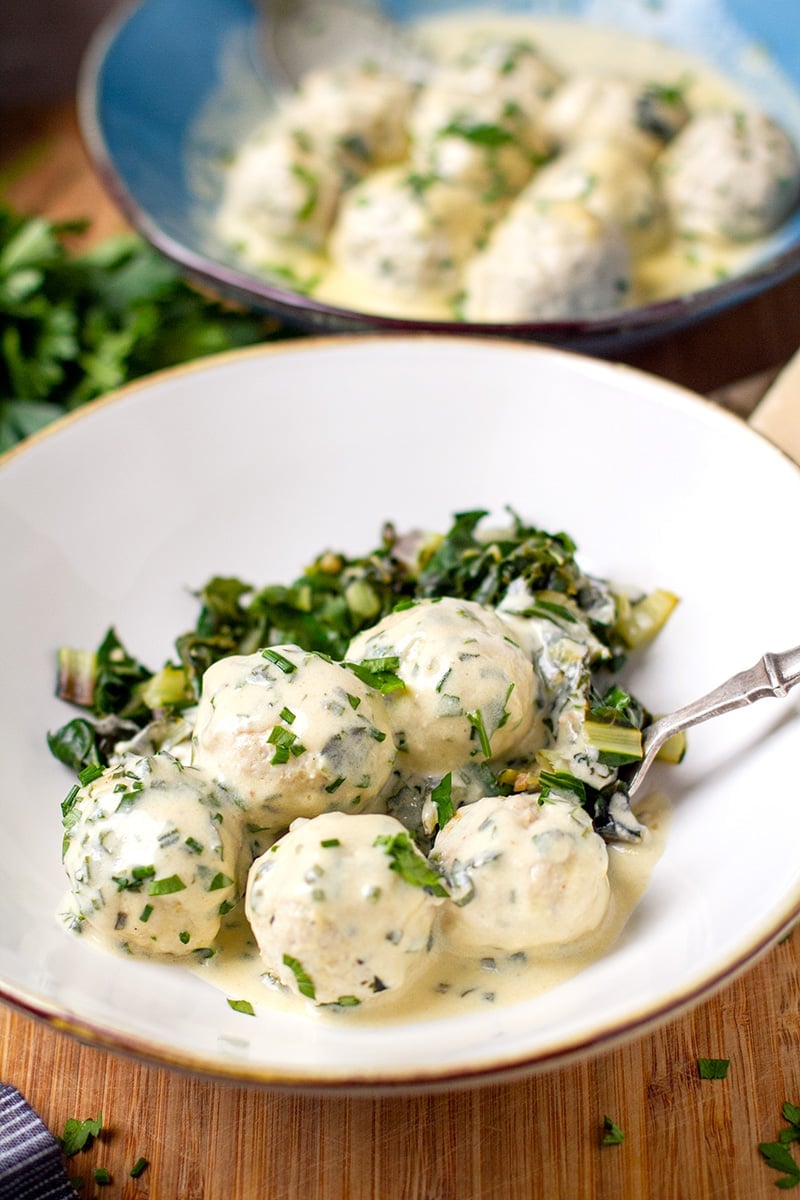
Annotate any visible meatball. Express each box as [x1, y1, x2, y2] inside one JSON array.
[[346, 597, 538, 775], [658, 109, 800, 241], [409, 87, 548, 203], [443, 38, 563, 108], [246, 811, 442, 1005], [526, 138, 667, 257], [431, 793, 610, 954], [541, 75, 689, 161], [191, 647, 395, 829], [217, 128, 343, 250], [330, 167, 487, 298], [62, 753, 241, 957], [463, 199, 631, 322], [287, 65, 415, 172]]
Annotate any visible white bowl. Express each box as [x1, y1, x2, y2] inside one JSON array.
[[2, 336, 799, 1089]]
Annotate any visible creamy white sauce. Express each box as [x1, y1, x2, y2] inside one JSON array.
[[187, 791, 669, 1024], [210, 11, 798, 319]]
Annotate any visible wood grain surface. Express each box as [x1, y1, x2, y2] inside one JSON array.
[[2, 102, 800, 1200]]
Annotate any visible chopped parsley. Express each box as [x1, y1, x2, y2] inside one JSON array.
[[759, 1102, 800, 1188], [374, 831, 448, 897], [227, 998, 256, 1015], [431, 773, 455, 829], [697, 1057, 730, 1080], [283, 954, 316, 999], [59, 1113, 102, 1157], [601, 1116, 625, 1146]]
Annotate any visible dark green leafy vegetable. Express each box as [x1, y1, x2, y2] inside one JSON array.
[[0, 204, 274, 452], [49, 508, 667, 841]]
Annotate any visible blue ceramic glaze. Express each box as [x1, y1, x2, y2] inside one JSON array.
[[80, 0, 800, 349]]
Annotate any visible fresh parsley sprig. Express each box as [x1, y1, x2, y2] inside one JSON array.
[[0, 204, 272, 451]]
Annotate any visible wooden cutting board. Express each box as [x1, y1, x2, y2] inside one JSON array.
[[2, 103, 800, 1200]]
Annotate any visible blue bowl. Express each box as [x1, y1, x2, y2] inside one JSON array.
[[79, 0, 800, 352]]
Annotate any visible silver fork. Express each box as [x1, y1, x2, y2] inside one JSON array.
[[627, 645, 800, 800]]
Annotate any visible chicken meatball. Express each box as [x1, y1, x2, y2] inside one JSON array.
[[217, 129, 343, 251], [658, 109, 800, 241], [246, 811, 443, 1005], [62, 753, 241, 957], [541, 74, 689, 161], [288, 64, 415, 172], [330, 167, 487, 298], [346, 597, 537, 775], [525, 138, 667, 257], [191, 647, 395, 829], [463, 199, 631, 321], [443, 38, 562, 108], [432, 792, 610, 954], [409, 87, 548, 203]]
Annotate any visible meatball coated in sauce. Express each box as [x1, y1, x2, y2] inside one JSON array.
[[409, 87, 548, 203], [286, 66, 415, 172], [191, 647, 395, 829], [526, 138, 668, 257], [246, 811, 442, 1005], [432, 793, 610, 954], [463, 199, 631, 321], [330, 167, 487, 297], [346, 597, 537, 775], [63, 753, 241, 957], [658, 109, 800, 241], [217, 130, 344, 251], [540, 74, 689, 161]]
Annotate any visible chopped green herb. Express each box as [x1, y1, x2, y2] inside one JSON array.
[[59, 1113, 102, 1157], [759, 1139, 800, 1188], [320, 838, 341, 848], [758, 1101, 800, 1187], [261, 648, 297, 674], [698, 1057, 730, 1080], [466, 709, 492, 758], [283, 954, 316, 999], [207, 872, 234, 892], [179, 931, 190, 944], [344, 657, 405, 694], [147, 874, 186, 896], [601, 1116, 625, 1146], [129, 1157, 149, 1179], [227, 998, 256, 1015], [431, 773, 455, 828], [374, 832, 448, 897], [93, 1167, 112, 1185]]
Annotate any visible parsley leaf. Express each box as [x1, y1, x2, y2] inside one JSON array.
[[374, 831, 448, 897], [601, 1115, 625, 1145], [0, 204, 270, 452], [59, 1113, 103, 1157], [698, 1057, 730, 1080]]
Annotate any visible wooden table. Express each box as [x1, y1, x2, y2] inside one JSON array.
[[2, 102, 800, 1200]]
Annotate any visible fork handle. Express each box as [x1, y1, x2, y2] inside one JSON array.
[[628, 645, 800, 799]]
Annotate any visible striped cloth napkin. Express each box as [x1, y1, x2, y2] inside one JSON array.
[[0, 1085, 77, 1200]]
